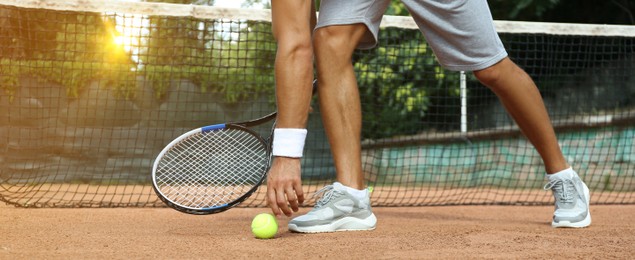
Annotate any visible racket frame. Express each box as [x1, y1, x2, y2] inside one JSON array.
[[152, 80, 315, 214], [152, 122, 274, 215]]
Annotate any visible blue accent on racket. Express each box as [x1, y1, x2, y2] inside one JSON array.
[[202, 124, 226, 132]]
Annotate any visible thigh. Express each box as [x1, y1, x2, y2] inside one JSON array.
[[316, 0, 391, 49], [401, 0, 508, 71], [271, 0, 314, 42]]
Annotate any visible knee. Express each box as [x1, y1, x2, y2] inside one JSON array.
[[313, 24, 366, 58], [277, 38, 313, 60], [276, 32, 313, 61], [473, 63, 503, 88], [473, 58, 517, 89]]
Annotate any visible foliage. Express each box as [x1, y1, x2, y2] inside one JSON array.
[[1, 4, 275, 104], [353, 28, 461, 139], [384, 0, 410, 16], [0, 59, 19, 102], [140, 17, 276, 102], [0, 9, 136, 100]]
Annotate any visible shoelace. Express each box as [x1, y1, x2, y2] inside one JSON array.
[[544, 178, 576, 204], [312, 185, 344, 208]]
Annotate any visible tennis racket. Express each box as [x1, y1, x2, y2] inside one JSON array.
[[152, 80, 317, 215]]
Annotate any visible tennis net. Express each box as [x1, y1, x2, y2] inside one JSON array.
[[1, 0, 634, 208]]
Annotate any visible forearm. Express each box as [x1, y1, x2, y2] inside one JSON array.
[[274, 50, 313, 129]]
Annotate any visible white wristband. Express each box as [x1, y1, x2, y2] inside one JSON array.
[[272, 128, 308, 158]]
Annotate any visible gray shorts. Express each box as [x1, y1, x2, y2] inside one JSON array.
[[316, 0, 508, 71]]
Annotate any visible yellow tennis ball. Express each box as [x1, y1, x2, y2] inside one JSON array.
[[251, 213, 278, 239]]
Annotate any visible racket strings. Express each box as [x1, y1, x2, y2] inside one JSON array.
[[155, 128, 268, 209]]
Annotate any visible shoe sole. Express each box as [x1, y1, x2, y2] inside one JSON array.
[[552, 183, 592, 228], [288, 213, 377, 233]]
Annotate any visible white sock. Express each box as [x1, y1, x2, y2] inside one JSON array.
[[335, 182, 368, 200], [547, 167, 576, 179]]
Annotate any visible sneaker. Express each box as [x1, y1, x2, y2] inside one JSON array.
[[543, 169, 591, 228], [288, 182, 377, 233]]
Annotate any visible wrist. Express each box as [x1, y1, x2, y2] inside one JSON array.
[[272, 128, 307, 158]]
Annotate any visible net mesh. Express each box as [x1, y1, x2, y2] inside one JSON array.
[[0, 0, 634, 208]]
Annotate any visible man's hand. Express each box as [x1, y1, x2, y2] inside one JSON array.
[[266, 157, 305, 217]]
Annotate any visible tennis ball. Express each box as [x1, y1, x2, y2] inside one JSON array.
[[251, 213, 278, 239]]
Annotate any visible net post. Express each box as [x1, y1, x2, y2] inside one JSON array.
[[460, 71, 467, 134]]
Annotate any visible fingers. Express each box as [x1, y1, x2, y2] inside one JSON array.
[[266, 184, 282, 217], [277, 189, 293, 217], [286, 187, 300, 213], [266, 158, 304, 217], [267, 185, 300, 217], [294, 181, 305, 205]]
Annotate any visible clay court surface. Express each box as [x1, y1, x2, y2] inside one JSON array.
[[1, 204, 634, 259]]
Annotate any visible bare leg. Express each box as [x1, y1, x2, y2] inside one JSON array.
[[271, 0, 315, 129], [474, 58, 568, 174], [313, 24, 368, 189]]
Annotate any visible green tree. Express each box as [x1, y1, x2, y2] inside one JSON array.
[[140, 1, 277, 102], [353, 27, 462, 139], [0, 8, 136, 99]]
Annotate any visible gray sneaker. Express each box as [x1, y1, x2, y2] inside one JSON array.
[[288, 182, 377, 233], [544, 171, 591, 228]]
